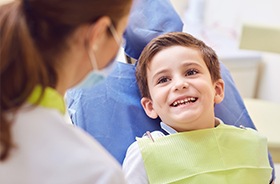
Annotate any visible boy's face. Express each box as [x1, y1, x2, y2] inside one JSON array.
[[141, 46, 224, 132]]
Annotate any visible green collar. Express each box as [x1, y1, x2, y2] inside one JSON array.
[[27, 86, 65, 114]]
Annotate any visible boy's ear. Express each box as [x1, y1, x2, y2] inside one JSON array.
[[141, 97, 158, 119], [214, 79, 225, 104]]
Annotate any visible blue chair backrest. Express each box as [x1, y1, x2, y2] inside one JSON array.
[[66, 62, 161, 163]]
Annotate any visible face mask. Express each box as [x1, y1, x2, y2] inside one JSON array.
[[74, 23, 121, 89]]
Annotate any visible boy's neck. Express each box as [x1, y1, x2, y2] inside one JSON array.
[[161, 118, 221, 134]]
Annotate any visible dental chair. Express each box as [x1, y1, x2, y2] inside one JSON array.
[[66, 0, 275, 181]]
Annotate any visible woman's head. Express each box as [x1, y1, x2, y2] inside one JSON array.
[[0, 0, 132, 161], [23, 0, 131, 48], [136, 32, 222, 99], [22, 0, 131, 73], [1, 0, 132, 92]]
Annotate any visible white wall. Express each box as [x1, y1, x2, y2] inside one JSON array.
[[257, 54, 280, 103], [204, 0, 280, 31], [203, 0, 280, 103]]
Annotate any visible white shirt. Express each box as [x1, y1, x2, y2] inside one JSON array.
[[0, 88, 126, 184]]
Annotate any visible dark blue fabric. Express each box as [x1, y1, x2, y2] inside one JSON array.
[[123, 0, 183, 59], [215, 62, 256, 128], [66, 62, 161, 163]]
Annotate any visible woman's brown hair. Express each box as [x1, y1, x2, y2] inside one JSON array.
[[0, 0, 131, 161], [136, 32, 221, 99]]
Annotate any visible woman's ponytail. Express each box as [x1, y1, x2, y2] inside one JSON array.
[[0, 1, 48, 161]]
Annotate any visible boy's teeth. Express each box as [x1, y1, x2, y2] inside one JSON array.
[[172, 97, 197, 106]]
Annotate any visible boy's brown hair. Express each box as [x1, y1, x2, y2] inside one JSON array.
[[136, 32, 221, 99]]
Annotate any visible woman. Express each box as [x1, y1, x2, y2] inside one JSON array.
[[0, 0, 132, 183]]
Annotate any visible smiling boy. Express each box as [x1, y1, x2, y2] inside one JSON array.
[[122, 32, 272, 184], [140, 45, 223, 132]]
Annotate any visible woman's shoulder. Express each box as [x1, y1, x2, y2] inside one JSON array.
[[13, 106, 126, 183]]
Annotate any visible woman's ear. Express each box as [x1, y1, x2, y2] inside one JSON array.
[[141, 97, 158, 119], [86, 16, 111, 49], [214, 79, 225, 104]]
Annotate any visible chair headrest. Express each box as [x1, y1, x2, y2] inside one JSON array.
[[123, 0, 184, 60]]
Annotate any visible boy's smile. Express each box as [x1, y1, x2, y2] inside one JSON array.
[[170, 97, 198, 107], [141, 46, 224, 132]]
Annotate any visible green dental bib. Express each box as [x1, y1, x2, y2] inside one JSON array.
[[137, 123, 272, 184]]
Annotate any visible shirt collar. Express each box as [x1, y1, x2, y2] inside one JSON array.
[[27, 86, 66, 114], [160, 122, 177, 134]]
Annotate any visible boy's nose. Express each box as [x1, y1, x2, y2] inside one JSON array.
[[172, 78, 189, 91]]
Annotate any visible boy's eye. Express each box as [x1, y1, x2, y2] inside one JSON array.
[[157, 76, 170, 84], [186, 69, 199, 76]]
